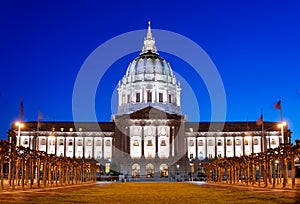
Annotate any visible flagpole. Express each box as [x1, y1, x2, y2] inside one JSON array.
[[279, 98, 284, 144], [261, 111, 265, 152], [279, 97, 283, 123], [18, 97, 24, 147], [276, 97, 284, 144], [36, 109, 41, 151]]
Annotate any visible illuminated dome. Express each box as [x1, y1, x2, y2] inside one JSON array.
[[124, 53, 174, 83], [116, 21, 181, 115]]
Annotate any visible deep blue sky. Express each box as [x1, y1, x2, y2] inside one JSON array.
[[0, 0, 299, 143]]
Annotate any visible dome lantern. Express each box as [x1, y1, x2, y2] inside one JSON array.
[[141, 21, 157, 54]]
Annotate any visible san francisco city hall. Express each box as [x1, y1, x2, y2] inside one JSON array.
[[9, 22, 290, 179]]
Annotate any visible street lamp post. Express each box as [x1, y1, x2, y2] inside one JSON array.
[[277, 122, 286, 144], [15, 122, 24, 147], [176, 164, 180, 181]]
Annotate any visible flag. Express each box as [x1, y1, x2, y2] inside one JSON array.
[[275, 100, 281, 110], [256, 114, 263, 126], [20, 99, 24, 119], [37, 110, 42, 130]]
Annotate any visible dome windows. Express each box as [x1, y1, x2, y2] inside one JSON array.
[[146, 58, 154, 74], [159, 93, 163, 103], [136, 58, 144, 74], [147, 91, 152, 103], [136, 92, 140, 103]]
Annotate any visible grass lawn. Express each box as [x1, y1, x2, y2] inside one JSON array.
[[17, 182, 298, 204]]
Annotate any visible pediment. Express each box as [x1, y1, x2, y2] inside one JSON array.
[[115, 106, 183, 120]]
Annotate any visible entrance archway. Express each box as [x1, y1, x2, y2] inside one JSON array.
[[146, 163, 154, 178], [132, 163, 140, 177], [160, 163, 168, 177]]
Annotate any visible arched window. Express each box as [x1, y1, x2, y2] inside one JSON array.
[[146, 163, 154, 178], [160, 164, 168, 177], [132, 163, 141, 177]]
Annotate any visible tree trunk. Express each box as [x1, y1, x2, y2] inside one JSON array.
[[43, 161, 47, 188], [258, 163, 261, 187], [291, 154, 296, 189], [272, 161, 276, 188], [283, 157, 288, 188], [37, 158, 40, 187], [268, 161, 272, 184], [16, 158, 20, 186], [30, 157, 35, 188], [21, 158, 25, 189], [263, 160, 268, 187], [252, 161, 256, 186], [0, 156, 4, 190]]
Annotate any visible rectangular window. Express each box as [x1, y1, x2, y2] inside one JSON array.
[[208, 154, 213, 159], [147, 91, 152, 102], [159, 93, 163, 102], [190, 163, 195, 173], [96, 139, 102, 146], [59, 139, 64, 146], [161, 140, 166, 146], [217, 139, 222, 146], [244, 139, 249, 145], [77, 139, 83, 146], [189, 140, 194, 146], [86, 139, 92, 146], [78, 151, 82, 158], [68, 139, 73, 146], [254, 138, 259, 145], [199, 151, 203, 159], [271, 138, 276, 145], [190, 153, 194, 159], [105, 163, 110, 174], [133, 140, 139, 146], [96, 151, 101, 159], [147, 140, 152, 146], [168, 94, 172, 103], [49, 139, 55, 146], [23, 138, 29, 145], [105, 152, 111, 159], [127, 94, 130, 103], [105, 140, 111, 146], [198, 140, 203, 146], [226, 139, 232, 146], [236, 139, 241, 146], [136, 93, 140, 102], [208, 139, 213, 146]]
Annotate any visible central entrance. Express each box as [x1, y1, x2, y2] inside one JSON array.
[[146, 163, 154, 178], [132, 163, 140, 177], [160, 163, 168, 177]]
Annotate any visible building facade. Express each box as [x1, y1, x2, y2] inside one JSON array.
[[9, 22, 290, 179]]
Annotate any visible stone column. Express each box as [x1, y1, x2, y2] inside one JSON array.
[[195, 136, 198, 159], [155, 126, 158, 158], [142, 126, 144, 157], [172, 126, 175, 157]]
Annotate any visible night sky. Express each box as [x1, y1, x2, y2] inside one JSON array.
[[0, 1, 299, 143]]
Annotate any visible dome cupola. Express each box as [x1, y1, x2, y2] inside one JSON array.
[[116, 21, 181, 115]]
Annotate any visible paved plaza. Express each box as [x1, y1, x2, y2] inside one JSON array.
[[0, 180, 299, 203]]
